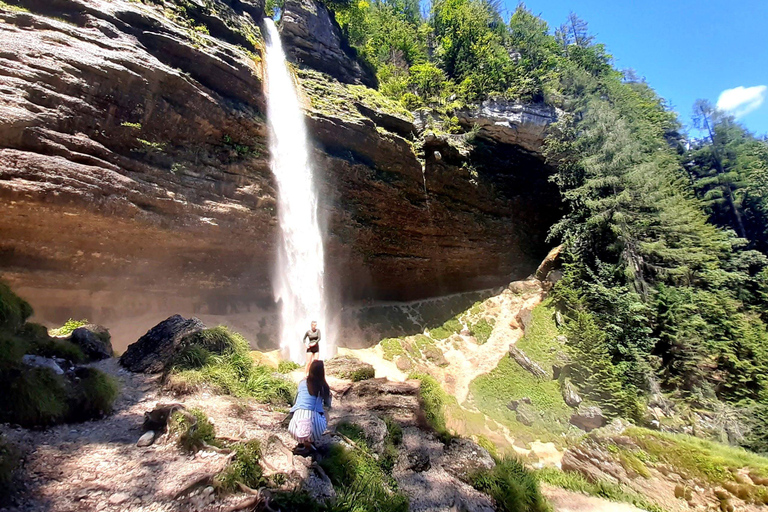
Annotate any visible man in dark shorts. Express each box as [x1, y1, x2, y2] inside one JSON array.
[[303, 320, 321, 373]]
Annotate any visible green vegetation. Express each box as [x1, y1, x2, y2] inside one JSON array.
[[536, 468, 666, 512], [626, 427, 768, 484], [277, 360, 301, 373], [49, 318, 89, 337], [169, 408, 217, 453], [0, 1, 29, 12], [469, 302, 571, 444], [167, 326, 296, 404], [470, 457, 549, 512], [319, 431, 409, 512], [215, 440, 263, 492], [427, 316, 461, 340], [120, 122, 142, 130], [469, 317, 494, 344], [380, 337, 405, 360], [68, 368, 120, 421], [0, 281, 117, 427], [409, 372, 453, 441], [136, 138, 167, 151], [0, 281, 32, 332], [298, 67, 412, 122]]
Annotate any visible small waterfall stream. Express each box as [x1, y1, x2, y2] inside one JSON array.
[[263, 19, 331, 363]]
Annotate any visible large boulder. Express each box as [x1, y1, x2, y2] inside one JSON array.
[[71, 324, 113, 361], [440, 438, 495, 483], [120, 315, 205, 373], [324, 355, 375, 381], [562, 379, 583, 408], [570, 405, 607, 432], [280, 0, 376, 87]]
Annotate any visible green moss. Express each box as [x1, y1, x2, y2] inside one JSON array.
[[297, 67, 412, 126], [428, 316, 462, 340], [216, 440, 263, 492], [626, 427, 768, 484], [536, 468, 666, 512], [120, 122, 142, 130], [380, 337, 405, 361], [170, 408, 216, 453], [469, 318, 494, 344], [470, 458, 549, 512]]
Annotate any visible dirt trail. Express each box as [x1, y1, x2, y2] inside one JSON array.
[[541, 485, 648, 512]]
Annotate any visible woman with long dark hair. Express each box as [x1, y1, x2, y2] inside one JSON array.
[[288, 360, 331, 455]]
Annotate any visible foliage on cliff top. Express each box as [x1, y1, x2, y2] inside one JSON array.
[[166, 326, 296, 404], [297, 67, 412, 122]]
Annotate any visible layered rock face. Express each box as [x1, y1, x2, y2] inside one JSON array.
[[0, 0, 561, 350]]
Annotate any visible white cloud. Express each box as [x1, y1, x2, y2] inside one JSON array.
[[717, 85, 767, 118]]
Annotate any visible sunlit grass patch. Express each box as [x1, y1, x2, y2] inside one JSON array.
[[166, 326, 296, 404]]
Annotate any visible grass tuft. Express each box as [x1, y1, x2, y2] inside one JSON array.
[[166, 326, 296, 404], [470, 457, 549, 512], [277, 360, 301, 373], [169, 408, 216, 453], [409, 372, 453, 442], [68, 368, 119, 421], [469, 318, 495, 344], [216, 440, 263, 492]]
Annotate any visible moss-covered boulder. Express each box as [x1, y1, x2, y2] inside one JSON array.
[[71, 324, 113, 361]]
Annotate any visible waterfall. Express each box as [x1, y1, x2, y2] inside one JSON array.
[[263, 19, 331, 363]]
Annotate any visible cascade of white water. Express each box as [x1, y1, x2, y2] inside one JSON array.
[[263, 18, 331, 363]]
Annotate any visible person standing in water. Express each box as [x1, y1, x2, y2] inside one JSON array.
[[303, 320, 321, 373]]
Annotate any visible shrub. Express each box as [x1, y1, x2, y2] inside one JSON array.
[[170, 408, 216, 453], [67, 368, 119, 421], [470, 458, 548, 512], [216, 440, 263, 492]]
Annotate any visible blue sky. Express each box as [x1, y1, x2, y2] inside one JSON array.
[[498, 0, 768, 136]]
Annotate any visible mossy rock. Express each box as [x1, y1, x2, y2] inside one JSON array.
[[71, 324, 113, 361]]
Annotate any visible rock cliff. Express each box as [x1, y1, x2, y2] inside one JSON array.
[[0, 0, 561, 349]]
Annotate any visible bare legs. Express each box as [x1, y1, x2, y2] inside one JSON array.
[[304, 349, 317, 374]]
